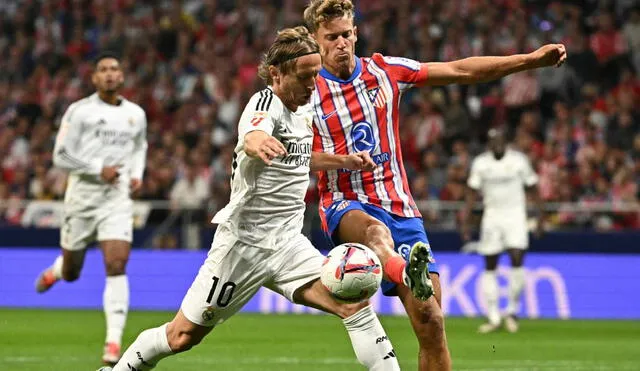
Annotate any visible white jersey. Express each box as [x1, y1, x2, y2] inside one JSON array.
[[53, 93, 147, 214], [467, 148, 538, 220], [212, 87, 313, 247]]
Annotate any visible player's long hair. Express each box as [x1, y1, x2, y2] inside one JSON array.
[[303, 0, 354, 34], [258, 26, 320, 85]]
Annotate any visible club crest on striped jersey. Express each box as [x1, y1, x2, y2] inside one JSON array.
[[367, 87, 388, 108]]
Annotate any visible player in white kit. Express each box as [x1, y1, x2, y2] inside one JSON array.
[[99, 27, 401, 371], [461, 128, 543, 333], [33, 52, 148, 364]]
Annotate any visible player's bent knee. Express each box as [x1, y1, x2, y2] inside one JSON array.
[[105, 259, 128, 276], [365, 220, 391, 237], [363, 222, 394, 255]]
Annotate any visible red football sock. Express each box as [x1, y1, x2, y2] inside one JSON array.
[[383, 255, 406, 285]]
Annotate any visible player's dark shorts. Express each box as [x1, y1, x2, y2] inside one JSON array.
[[323, 200, 439, 296]]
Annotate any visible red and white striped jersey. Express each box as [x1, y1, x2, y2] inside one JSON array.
[[311, 53, 429, 220]]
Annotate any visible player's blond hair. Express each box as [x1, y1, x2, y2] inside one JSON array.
[[258, 26, 319, 85], [303, 0, 355, 34]]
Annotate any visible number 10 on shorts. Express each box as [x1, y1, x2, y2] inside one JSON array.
[[206, 276, 236, 307]]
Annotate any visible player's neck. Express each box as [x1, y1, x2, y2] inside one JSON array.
[[493, 151, 506, 160], [281, 100, 298, 112], [324, 58, 356, 80], [272, 86, 298, 112], [97, 91, 121, 106]]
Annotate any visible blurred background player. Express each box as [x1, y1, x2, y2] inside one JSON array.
[[461, 128, 543, 333], [303, 0, 566, 369], [99, 26, 401, 371], [33, 52, 148, 365]]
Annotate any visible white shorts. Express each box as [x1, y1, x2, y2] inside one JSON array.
[[180, 225, 325, 327], [60, 205, 133, 251], [478, 216, 529, 256]]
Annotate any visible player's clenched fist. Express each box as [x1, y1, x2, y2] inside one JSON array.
[[343, 151, 377, 171], [101, 165, 121, 184], [531, 44, 567, 68], [244, 130, 287, 165], [130, 178, 142, 193]]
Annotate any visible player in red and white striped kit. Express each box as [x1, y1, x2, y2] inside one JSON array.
[[304, 1, 566, 370]]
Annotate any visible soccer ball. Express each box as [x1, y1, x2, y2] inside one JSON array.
[[321, 243, 383, 303]]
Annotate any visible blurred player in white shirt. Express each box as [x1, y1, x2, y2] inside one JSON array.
[[100, 27, 401, 371], [33, 52, 148, 364], [461, 128, 543, 333]]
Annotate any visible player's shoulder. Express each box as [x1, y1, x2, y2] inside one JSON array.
[[64, 94, 98, 119], [119, 97, 146, 116], [473, 151, 493, 164], [70, 94, 99, 109], [370, 53, 421, 71], [247, 87, 281, 114], [507, 148, 530, 162]]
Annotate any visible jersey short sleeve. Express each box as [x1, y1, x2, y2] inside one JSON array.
[[467, 157, 483, 190], [519, 153, 538, 187], [374, 53, 429, 92], [237, 89, 278, 141]]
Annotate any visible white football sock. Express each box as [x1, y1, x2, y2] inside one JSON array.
[[506, 267, 526, 316], [481, 270, 500, 325], [51, 255, 63, 279], [342, 305, 401, 371], [104, 275, 129, 345], [112, 323, 173, 371]]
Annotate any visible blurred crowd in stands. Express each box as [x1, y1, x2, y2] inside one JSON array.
[[0, 0, 638, 233]]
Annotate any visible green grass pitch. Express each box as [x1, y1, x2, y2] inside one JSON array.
[[0, 309, 639, 370]]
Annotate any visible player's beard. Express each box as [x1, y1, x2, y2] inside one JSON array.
[[332, 52, 353, 78], [102, 80, 123, 95]]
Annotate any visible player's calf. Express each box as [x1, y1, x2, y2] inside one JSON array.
[[166, 325, 203, 353], [166, 310, 212, 353], [400, 282, 451, 371], [415, 308, 448, 358]]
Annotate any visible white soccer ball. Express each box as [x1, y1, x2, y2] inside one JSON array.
[[321, 242, 383, 303]]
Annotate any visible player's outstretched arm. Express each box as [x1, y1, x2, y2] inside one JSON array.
[[310, 151, 376, 172], [244, 130, 287, 165], [426, 44, 567, 86]]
